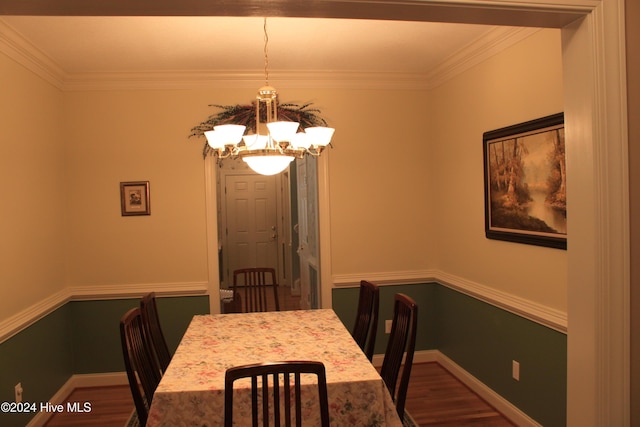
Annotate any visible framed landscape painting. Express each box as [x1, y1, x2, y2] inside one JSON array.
[[483, 113, 566, 249]]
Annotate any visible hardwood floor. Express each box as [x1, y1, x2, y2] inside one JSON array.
[[45, 363, 514, 426], [44, 385, 134, 427], [405, 363, 515, 427]]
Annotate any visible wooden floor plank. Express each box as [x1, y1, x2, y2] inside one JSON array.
[[405, 363, 515, 426], [44, 385, 133, 427], [45, 363, 515, 426]]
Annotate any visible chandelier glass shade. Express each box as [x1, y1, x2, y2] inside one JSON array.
[[202, 19, 334, 175], [204, 85, 334, 175]]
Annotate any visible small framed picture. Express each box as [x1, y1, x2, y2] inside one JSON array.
[[120, 181, 150, 216], [483, 113, 566, 249]]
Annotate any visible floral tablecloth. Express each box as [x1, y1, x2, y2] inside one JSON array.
[[146, 309, 402, 427]]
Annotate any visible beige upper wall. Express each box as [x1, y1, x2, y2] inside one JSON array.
[[0, 26, 566, 321], [327, 89, 431, 274], [63, 90, 211, 286], [62, 86, 432, 285], [61, 30, 565, 309], [0, 53, 66, 318], [428, 29, 567, 310]]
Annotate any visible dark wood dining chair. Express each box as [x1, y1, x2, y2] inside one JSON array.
[[232, 267, 280, 312], [351, 280, 379, 361], [120, 307, 162, 426], [380, 293, 418, 418], [224, 361, 330, 427], [140, 292, 172, 373]]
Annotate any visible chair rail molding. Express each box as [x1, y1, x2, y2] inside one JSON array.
[[333, 270, 439, 287], [333, 269, 567, 333], [0, 288, 69, 344], [0, 281, 208, 344]]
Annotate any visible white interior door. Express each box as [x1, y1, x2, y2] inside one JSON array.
[[223, 174, 279, 287], [296, 156, 320, 309]]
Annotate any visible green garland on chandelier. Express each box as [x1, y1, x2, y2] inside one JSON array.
[[189, 102, 329, 159]]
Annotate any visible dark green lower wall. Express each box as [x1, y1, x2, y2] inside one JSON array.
[[0, 305, 74, 427], [0, 295, 209, 427], [332, 283, 437, 355], [333, 283, 567, 427], [1, 287, 566, 427], [70, 296, 210, 373], [435, 286, 566, 427]]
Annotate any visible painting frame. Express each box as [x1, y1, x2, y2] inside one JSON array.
[[120, 181, 150, 216], [483, 113, 566, 250]]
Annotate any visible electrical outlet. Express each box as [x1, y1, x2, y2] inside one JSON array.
[[385, 320, 392, 334], [15, 383, 23, 403], [512, 360, 520, 381]]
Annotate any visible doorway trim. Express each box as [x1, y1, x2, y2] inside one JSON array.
[[205, 158, 295, 309], [217, 162, 290, 290]]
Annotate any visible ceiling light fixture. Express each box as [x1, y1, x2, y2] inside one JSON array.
[[203, 18, 335, 176]]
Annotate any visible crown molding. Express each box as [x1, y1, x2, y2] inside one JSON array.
[[59, 70, 434, 91], [0, 18, 539, 91], [425, 26, 540, 89], [0, 19, 65, 89]]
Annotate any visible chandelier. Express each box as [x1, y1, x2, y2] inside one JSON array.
[[203, 18, 335, 176]]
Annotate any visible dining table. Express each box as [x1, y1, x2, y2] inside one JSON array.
[[146, 308, 403, 427]]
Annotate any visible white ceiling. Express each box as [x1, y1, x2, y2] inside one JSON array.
[[1, 16, 499, 76]]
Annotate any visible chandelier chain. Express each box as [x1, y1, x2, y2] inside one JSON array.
[[198, 16, 334, 175], [263, 17, 269, 86]]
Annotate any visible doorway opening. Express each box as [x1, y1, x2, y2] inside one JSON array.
[[216, 156, 321, 311]]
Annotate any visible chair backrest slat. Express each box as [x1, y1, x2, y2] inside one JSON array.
[[233, 267, 280, 312], [380, 293, 418, 418], [225, 361, 329, 427], [120, 307, 162, 426], [140, 292, 172, 373], [351, 280, 380, 361]]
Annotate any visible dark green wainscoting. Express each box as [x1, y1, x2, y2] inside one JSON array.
[[69, 296, 209, 373], [2, 287, 566, 427], [0, 305, 74, 427], [332, 282, 567, 427], [435, 286, 567, 427], [332, 283, 437, 356], [0, 295, 209, 427]]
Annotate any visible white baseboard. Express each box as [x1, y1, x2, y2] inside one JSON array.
[[25, 372, 128, 427], [373, 350, 541, 427], [434, 352, 541, 427], [371, 348, 438, 368], [66, 371, 129, 388]]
